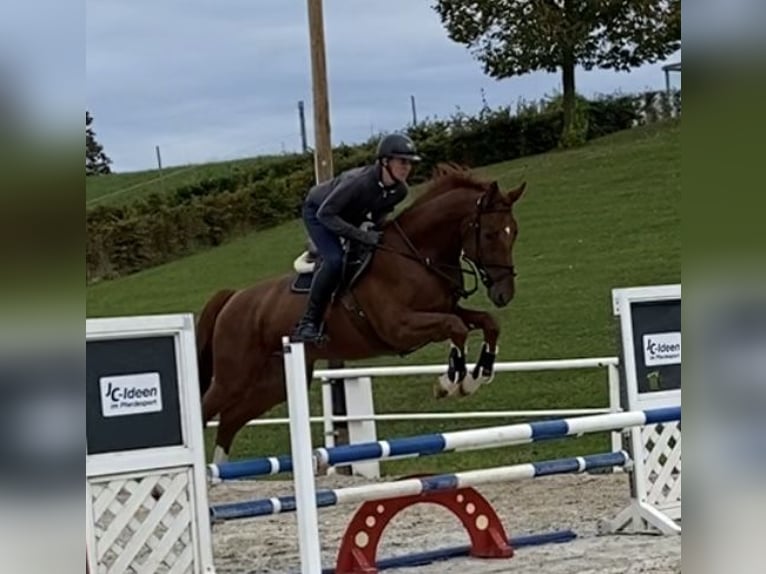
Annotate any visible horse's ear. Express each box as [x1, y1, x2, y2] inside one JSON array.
[[481, 180, 501, 208], [508, 181, 526, 204]]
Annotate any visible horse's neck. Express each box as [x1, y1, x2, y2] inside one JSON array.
[[396, 190, 478, 261]]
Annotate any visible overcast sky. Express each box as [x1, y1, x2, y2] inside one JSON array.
[[86, 0, 681, 173]]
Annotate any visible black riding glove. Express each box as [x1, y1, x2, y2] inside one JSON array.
[[361, 230, 383, 246]]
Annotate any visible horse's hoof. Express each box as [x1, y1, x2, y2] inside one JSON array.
[[435, 374, 459, 398], [458, 374, 483, 396], [470, 370, 494, 386], [315, 459, 330, 476], [433, 384, 449, 399]]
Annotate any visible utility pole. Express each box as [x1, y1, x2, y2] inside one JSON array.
[[410, 94, 418, 126], [308, 0, 348, 474], [307, 0, 333, 184], [155, 145, 163, 174], [298, 100, 308, 153]]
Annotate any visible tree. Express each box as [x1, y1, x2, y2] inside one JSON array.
[[86, 111, 112, 175], [432, 0, 681, 146]]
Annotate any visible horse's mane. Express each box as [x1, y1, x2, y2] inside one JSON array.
[[402, 163, 489, 215]]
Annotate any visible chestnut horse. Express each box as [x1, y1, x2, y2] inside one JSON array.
[[197, 165, 525, 462]]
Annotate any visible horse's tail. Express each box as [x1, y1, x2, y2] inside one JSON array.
[[196, 289, 236, 400]]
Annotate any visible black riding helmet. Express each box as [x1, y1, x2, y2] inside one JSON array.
[[376, 133, 422, 162]]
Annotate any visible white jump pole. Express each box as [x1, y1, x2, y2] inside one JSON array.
[[282, 338, 322, 574]]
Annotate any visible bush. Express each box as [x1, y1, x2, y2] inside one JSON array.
[[586, 94, 639, 139], [408, 92, 639, 170], [543, 93, 590, 148], [86, 179, 309, 282]]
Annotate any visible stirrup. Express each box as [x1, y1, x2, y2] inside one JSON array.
[[290, 323, 326, 344], [290, 333, 328, 345]]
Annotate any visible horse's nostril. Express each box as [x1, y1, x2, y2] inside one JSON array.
[[495, 290, 513, 307]]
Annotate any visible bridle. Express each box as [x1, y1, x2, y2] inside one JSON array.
[[379, 190, 516, 299], [466, 194, 517, 289]]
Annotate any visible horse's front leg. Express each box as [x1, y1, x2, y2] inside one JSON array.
[[382, 310, 470, 398], [454, 306, 500, 394], [440, 342, 469, 398]]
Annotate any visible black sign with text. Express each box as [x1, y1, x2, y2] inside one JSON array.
[[87, 336, 182, 455], [629, 299, 682, 395]]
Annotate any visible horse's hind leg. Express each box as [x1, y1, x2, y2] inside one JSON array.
[[212, 399, 258, 464], [213, 356, 287, 465], [203, 374, 247, 464], [201, 378, 226, 425], [205, 335, 258, 462]]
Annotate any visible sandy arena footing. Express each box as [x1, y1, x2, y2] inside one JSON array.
[[208, 472, 681, 574]]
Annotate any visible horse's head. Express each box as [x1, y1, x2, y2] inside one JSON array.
[[462, 180, 526, 307]]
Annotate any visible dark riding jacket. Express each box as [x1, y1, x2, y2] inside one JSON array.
[[306, 164, 408, 244]]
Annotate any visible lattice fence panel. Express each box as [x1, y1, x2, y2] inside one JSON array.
[[641, 421, 682, 516], [89, 469, 198, 574]]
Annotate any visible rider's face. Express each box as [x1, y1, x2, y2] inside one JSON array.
[[386, 158, 413, 183]]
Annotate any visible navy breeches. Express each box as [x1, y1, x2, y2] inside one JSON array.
[[303, 201, 344, 278]]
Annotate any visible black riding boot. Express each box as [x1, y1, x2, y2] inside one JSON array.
[[292, 266, 338, 343]]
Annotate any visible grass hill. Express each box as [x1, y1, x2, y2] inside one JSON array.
[[86, 120, 681, 473], [86, 153, 307, 208]]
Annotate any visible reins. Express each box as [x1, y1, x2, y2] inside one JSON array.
[[374, 191, 516, 299], [379, 221, 478, 299]]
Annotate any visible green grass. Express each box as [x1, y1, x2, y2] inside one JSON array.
[[87, 121, 680, 475]]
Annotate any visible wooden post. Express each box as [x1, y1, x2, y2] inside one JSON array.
[[307, 0, 333, 184], [307, 0, 349, 472]]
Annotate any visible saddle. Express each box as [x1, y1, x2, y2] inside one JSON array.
[[290, 239, 376, 295]]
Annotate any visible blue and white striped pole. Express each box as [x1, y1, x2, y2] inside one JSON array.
[[210, 450, 631, 521], [208, 406, 679, 481]]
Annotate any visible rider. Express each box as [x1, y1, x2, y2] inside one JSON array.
[[292, 133, 422, 342]]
